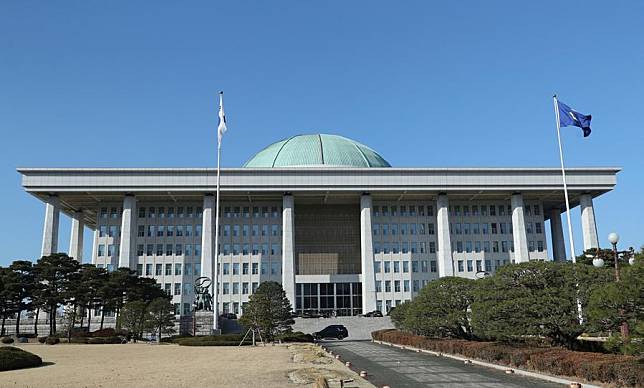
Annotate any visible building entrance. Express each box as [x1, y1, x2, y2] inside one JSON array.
[[295, 282, 362, 316]]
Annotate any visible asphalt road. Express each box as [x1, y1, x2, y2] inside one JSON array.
[[322, 340, 563, 388]]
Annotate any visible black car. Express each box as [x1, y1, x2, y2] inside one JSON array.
[[363, 310, 383, 317], [219, 313, 237, 320], [313, 325, 349, 340]]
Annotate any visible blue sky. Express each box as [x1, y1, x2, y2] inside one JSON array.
[[1, 1, 643, 266]]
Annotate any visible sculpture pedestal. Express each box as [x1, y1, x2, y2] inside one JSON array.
[[193, 311, 220, 336]]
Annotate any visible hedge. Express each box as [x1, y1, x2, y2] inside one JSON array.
[[0, 346, 43, 371], [372, 329, 643, 387], [1, 337, 14, 344], [176, 334, 252, 346], [276, 331, 314, 343], [45, 336, 60, 345]]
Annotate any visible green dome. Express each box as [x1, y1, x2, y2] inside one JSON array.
[[243, 134, 391, 168]]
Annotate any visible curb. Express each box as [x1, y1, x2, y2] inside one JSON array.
[[372, 340, 601, 388]]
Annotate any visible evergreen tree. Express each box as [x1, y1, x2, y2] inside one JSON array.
[[239, 281, 293, 341], [471, 261, 612, 348], [8, 261, 36, 336], [33, 253, 81, 335], [117, 300, 148, 342], [147, 297, 176, 342], [396, 277, 476, 339]]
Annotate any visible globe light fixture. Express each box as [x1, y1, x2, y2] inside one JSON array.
[[608, 232, 619, 245], [592, 258, 605, 268]]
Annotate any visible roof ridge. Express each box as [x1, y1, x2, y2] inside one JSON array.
[[272, 136, 296, 167], [353, 143, 371, 167]]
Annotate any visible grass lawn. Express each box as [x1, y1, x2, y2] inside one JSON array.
[[2, 342, 372, 388]]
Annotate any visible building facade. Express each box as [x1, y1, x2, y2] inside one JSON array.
[[18, 134, 619, 318]]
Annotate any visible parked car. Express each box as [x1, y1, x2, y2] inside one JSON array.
[[219, 313, 238, 320], [313, 325, 349, 340], [362, 310, 383, 317]]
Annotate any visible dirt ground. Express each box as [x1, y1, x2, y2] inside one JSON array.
[[2, 343, 373, 388]]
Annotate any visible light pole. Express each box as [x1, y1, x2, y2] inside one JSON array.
[[588, 232, 635, 346]]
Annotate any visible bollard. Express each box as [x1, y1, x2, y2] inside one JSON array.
[[464, 360, 472, 364], [505, 369, 514, 374], [569, 383, 582, 388], [335, 354, 341, 360], [359, 371, 368, 378], [345, 361, 351, 368]]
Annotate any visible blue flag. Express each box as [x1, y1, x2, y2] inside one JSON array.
[[557, 100, 592, 137]]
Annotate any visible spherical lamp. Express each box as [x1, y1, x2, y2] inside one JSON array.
[[608, 232, 620, 245], [592, 258, 605, 268]]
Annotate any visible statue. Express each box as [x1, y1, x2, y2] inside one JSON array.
[[193, 276, 213, 311]]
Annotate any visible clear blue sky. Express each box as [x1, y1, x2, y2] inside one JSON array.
[[1, 1, 642, 266]]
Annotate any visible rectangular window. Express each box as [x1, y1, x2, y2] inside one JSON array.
[[384, 261, 391, 273], [491, 223, 498, 234], [374, 261, 381, 273], [195, 225, 202, 237], [175, 263, 182, 275], [165, 263, 172, 276], [403, 261, 409, 273], [484, 241, 490, 253], [97, 245, 105, 256], [394, 280, 401, 292], [166, 244, 173, 256], [537, 240, 544, 252], [393, 261, 400, 273], [385, 281, 391, 292], [232, 283, 239, 294], [242, 282, 249, 294], [413, 280, 420, 292], [467, 260, 473, 272], [147, 244, 154, 256], [457, 260, 464, 272], [252, 262, 259, 274], [223, 263, 230, 275], [136, 264, 143, 276], [242, 263, 249, 275], [233, 263, 240, 275], [430, 260, 437, 272], [375, 281, 382, 292], [174, 283, 181, 295], [137, 244, 144, 256], [421, 260, 428, 272], [412, 261, 419, 273], [108, 244, 115, 257], [429, 242, 436, 253]]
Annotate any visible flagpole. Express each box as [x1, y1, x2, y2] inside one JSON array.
[[553, 95, 577, 263], [212, 92, 224, 331], [554, 94, 584, 324]]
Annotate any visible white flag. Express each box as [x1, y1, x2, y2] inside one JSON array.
[[217, 92, 227, 144]]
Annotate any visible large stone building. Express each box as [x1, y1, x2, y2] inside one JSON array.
[[18, 134, 619, 318]]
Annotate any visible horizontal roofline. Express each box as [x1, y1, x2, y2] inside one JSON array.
[[17, 167, 622, 173]]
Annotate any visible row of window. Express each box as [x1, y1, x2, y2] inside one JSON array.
[[136, 262, 202, 277], [374, 241, 436, 254], [456, 258, 509, 272], [453, 240, 545, 253], [136, 206, 203, 219], [161, 281, 260, 297], [449, 204, 541, 217], [373, 205, 434, 217], [131, 244, 202, 257], [375, 260, 437, 273], [372, 204, 541, 218], [135, 225, 202, 238], [135, 206, 281, 220]]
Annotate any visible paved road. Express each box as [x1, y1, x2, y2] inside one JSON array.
[[322, 340, 563, 388]]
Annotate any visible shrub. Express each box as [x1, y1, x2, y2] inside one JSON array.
[[161, 334, 193, 343], [276, 331, 314, 343], [89, 328, 127, 338], [70, 337, 89, 344], [176, 334, 251, 346], [45, 336, 60, 345], [372, 330, 644, 387], [1, 337, 14, 344], [37, 336, 47, 344], [0, 346, 43, 371], [87, 336, 123, 344]]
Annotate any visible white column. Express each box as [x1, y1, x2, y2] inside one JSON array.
[[91, 229, 99, 264], [282, 194, 296, 309], [118, 195, 136, 269], [436, 194, 454, 277], [360, 194, 377, 313], [511, 193, 530, 263], [41, 195, 60, 257], [69, 211, 84, 261], [580, 194, 599, 251], [199, 194, 218, 330], [549, 208, 567, 261]]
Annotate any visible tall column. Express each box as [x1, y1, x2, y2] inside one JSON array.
[[549, 208, 567, 261], [41, 195, 60, 257], [511, 193, 530, 263], [282, 194, 296, 309], [69, 211, 84, 261], [579, 194, 599, 251], [91, 229, 99, 264], [360, 194, 377, 313], [118, 195, 136, 269], [436, 193, 454, 277], [199, 194, 217, 329]]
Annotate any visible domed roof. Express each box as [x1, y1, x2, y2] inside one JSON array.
[[243, 134, 391, 168]]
